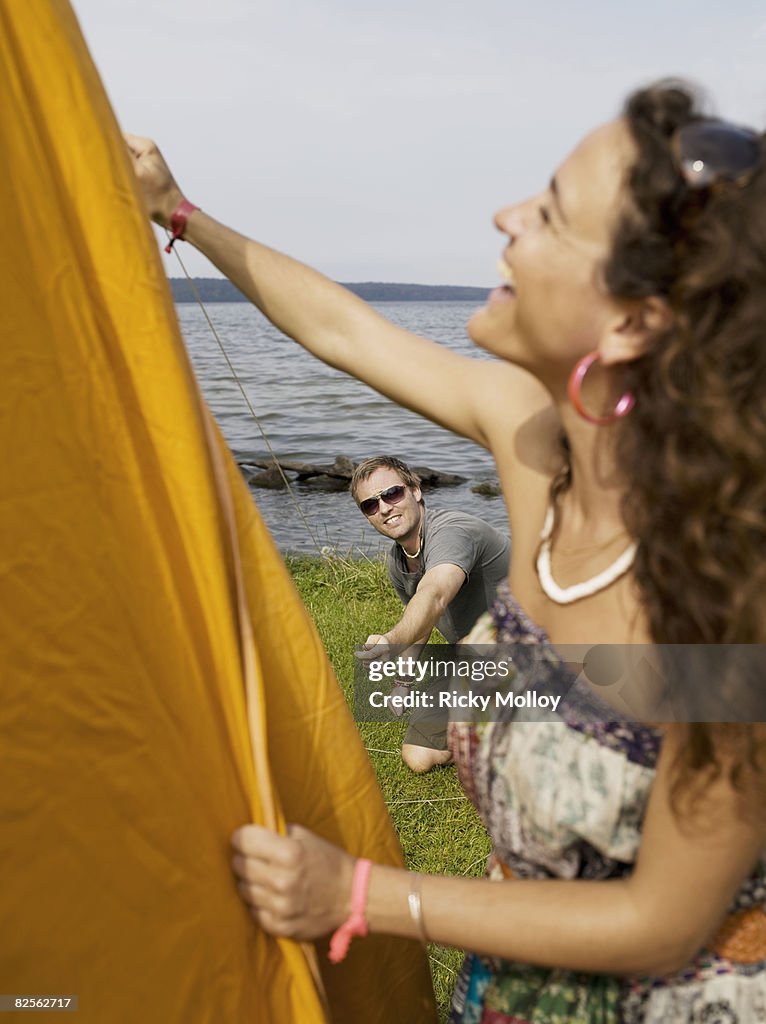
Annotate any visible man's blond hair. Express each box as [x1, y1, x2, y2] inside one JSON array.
[[350, 456, 421, 503]]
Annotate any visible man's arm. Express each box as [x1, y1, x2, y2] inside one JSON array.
[[380, 563, 465, 648]]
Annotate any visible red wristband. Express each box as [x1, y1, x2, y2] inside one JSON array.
[[328, 858, 372, 964], [164, 199, 199, 253]]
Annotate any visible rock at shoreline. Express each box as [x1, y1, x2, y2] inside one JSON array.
[[412, 466, 466, 487], [248, 466, 287, 489], [471, 479, 502, 497], [302, 474, 350, 492], [329, 455, 356, 477], [240, 455, 467, 490]]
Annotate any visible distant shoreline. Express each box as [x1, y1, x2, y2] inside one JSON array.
[[169, 277, 490, 303]]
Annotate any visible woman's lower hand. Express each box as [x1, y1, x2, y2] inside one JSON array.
[[231, 823, 356, 940]]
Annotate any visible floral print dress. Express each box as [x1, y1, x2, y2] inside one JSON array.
[[447, 581, 766, 1024]]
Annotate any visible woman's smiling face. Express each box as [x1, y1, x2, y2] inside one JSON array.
[[468, 120, 637, 381]]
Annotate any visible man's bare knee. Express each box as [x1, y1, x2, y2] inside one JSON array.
[[401, 743, 453, 774]]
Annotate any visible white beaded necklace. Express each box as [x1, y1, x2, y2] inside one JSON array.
[[536, 505, 637, 605], [401, 509, 424, 559]]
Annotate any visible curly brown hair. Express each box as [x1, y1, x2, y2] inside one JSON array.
[[601, 82, 766, 811]]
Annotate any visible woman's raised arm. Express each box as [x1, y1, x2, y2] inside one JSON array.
[[125, 134, 550, 454]]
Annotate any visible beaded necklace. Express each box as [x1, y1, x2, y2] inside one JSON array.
[[536, 505, 637, 605]]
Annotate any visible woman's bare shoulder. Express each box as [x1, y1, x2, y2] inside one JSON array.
[[470, 359, 560, 475]]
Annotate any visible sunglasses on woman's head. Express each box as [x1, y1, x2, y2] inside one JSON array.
[[673, 120, 761, 189], [358, 484, 407, 517]]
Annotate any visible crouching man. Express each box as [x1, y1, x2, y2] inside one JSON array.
[[352, 456, 511, 772]]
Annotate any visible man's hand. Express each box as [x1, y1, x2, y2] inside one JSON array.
[[124, 134, 185, 228], [355, 633, 391, 662]]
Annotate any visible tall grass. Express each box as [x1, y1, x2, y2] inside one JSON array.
[[286, 554, 491, 1022]]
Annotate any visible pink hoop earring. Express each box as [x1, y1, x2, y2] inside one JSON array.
[[567, 351, 635, 426]]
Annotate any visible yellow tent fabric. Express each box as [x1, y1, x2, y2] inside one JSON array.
[[0, 2, 436, 1021]]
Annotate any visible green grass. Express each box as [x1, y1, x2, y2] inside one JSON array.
[[286, 553, 492, 1022]]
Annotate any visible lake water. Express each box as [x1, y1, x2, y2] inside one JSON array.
[[178, 301, 510, 554]]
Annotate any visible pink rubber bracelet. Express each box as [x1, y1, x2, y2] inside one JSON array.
[[328, 858, 373, 964], [164, 198, 200, 253]]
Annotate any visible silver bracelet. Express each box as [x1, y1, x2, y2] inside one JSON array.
[[407, 873, 429, 944]]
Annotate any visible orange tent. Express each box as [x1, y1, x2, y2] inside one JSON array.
[[0, 2, 436, 1020]]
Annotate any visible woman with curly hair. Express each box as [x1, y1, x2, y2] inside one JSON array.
[[129, 80, 766, 1021]]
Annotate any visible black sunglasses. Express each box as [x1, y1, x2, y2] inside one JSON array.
[[673, 120, 761, 189], [358, 484, 407, 517]]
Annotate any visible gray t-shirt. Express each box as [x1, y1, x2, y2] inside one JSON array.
[[386, 506, 511, 643]]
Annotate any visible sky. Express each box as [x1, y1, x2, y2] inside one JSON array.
[[74, 0, 766, 285]]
